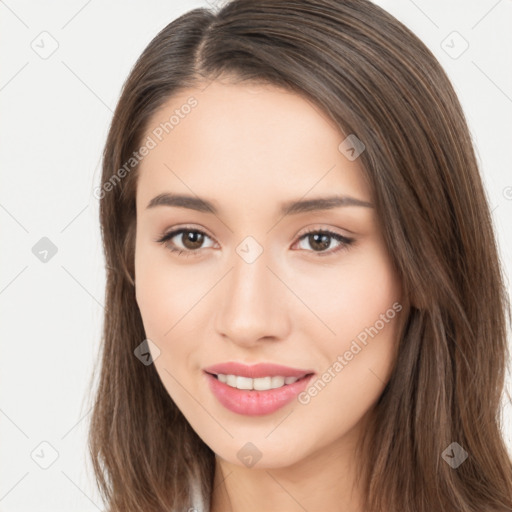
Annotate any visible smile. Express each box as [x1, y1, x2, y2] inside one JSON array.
[[202, 361, 316, 415], [211, 373, 304, 391]]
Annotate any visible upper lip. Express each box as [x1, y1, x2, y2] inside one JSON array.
[[203, 362, 315, 379]]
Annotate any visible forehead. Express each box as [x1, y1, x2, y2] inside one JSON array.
[[136, 80, 371, 213]]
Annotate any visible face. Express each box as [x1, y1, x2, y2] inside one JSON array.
[[134, 78, 404, 469]]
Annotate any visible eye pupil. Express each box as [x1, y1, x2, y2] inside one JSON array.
[[309, 233, 330, 251], [183, 230, 204, 250]]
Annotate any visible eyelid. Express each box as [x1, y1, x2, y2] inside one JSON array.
[[295, 223, 351, 239], [156, 223, 215, 239]]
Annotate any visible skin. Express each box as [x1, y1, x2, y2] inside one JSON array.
[[134, 77, 404, 512]]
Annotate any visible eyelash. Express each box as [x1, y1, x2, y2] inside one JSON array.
[[155, 226, 355, 258]]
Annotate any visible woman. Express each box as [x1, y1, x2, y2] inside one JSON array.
[[88, 0, 512, 510]]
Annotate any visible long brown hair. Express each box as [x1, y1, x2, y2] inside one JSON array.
[[87, 1, 512, 510]]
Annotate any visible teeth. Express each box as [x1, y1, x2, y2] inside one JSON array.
[[235, 376, 253, 390], [215, 374, 300, 391]]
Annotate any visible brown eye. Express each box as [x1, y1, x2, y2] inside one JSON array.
[[295, 229, 354, 256], [156, 228, 215, 257], [306, 232, 331, 251], [179, 230, 205, 250]]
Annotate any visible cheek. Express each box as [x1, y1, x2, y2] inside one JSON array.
[[134, 244, 213, 399], [293, 243, 401, 347], [135, 258, 171, 340], [135, 242, 200, 338], [302, 246, 402, 409], [134, 252, 197, 402], [292, 274, 401, 445], [299, 245, 402, 400]]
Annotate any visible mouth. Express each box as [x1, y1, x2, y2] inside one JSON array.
[[203, 363, 316, 416]]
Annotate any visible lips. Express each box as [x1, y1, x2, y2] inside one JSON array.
[[203, 361, 316, 415], [203, 361, 314, 379]]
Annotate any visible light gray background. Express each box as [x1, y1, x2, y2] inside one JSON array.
[[1, 1, 511, 510]]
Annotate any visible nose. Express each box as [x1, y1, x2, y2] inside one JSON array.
[[214, 246, 291, 347]]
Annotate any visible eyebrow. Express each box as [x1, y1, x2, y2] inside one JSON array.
[[146, 192, 373, 216]]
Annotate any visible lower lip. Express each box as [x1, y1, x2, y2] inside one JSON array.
[[205, 372, 314, 416]]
